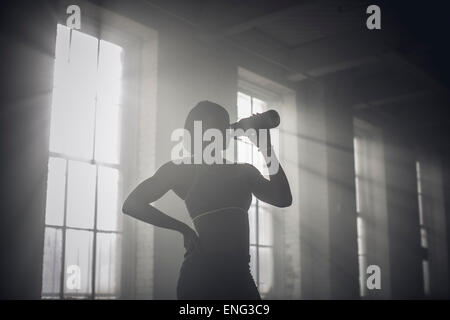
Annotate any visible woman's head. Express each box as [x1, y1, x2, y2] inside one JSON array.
[[184, 101, 230, 154]]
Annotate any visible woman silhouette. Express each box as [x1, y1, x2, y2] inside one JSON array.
[[122, 101, 292, 299]]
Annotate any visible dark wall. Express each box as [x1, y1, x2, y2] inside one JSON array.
[[0, 1, 57, 299], [443, 154, 450, 296]]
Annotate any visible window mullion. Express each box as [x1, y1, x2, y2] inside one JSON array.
[[91, 164, 99, 299], [90, 39, 102, 299], [59, 159, 69, 299]]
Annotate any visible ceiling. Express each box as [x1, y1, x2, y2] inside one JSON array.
[[134, 0, 450, 153]]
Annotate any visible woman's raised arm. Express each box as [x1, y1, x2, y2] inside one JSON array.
[[245, 131, 292, 208]]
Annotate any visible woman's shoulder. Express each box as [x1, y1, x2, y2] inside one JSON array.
[[237, 162, 259, 173], [156, 160, 195, 191], [159, 159, 193, 173], [159, 159, 258, 175], [222, 162, 260, 180]]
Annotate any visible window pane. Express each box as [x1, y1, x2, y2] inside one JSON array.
[[94, 104, 121, 164], [258, 208, 273, 246], [416, 161, 422, 193], [252, 144, 266, 175], [252, 97, 266, 114], [49, 28, 98, 159], [42, 227, 62, 297], [355, 177, 361, 213], [64, 229, 93, 297], [420, 227, 428, 248], [53, 24, 70, 88], [418, 195, 424, 226], [250, 245, 257, 281], [97, 166, 120, 231], [353, 137, 360, 176], [49, 88, 67, 154], [50, 79, 96, 159], [249, 189, 257, 205], [237, 92, 251, 119], [357, 216, 364, 238], [248, 206, 257, 245], [95, 42, 123, 166], [66, 161, 96, 229], [357, 217, 366, 255], [45, 157, 66, 226], [95, 233, 121, 296], [271, 127, 280, 157], [65, 96, 96, 159], [423, 260, 430, 296], [258, 247, 273, 295], [359, 254, 368, 297], [98, 40, 123, 107], [68, 29, 98, 100], [99, 40, 122, 77]]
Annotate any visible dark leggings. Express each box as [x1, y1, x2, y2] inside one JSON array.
[[177, 249, 261, 300]]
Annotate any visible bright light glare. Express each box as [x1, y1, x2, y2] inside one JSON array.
[[49, 25, 123, 162]]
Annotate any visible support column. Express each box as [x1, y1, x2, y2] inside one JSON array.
[[0, 2, 57, 298], [298, 78, 359, 299]]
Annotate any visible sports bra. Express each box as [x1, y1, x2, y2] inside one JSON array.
[[182, 163, 254, 263], [183, 163, 253, 222]]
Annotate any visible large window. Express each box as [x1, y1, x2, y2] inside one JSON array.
[[353, 120, 390, 299], [42, 24, 123, 299], [415, 161, 430, 296], [236, 91, 279, 297], [353, 136, 368, 297]]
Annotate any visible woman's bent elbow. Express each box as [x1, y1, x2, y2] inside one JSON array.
[[276, 193, 292, 208], [285, 195, 293, 207], [281, 196, 292, 208], [122, 198, 145, 217], [122, 200, 133, 216]]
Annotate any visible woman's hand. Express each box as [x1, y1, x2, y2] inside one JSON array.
[[182, 226, 201, 256]]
